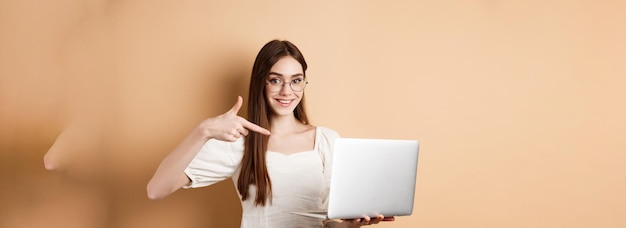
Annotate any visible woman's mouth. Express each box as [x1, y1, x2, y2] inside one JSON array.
[[276, 99, 294, 107]]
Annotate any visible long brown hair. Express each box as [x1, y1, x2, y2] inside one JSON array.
[[237, 40, 310, 206]]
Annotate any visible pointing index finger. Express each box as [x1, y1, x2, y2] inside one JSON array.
[[241, 119, 270, 135]]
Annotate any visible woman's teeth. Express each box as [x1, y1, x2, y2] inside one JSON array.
[[277, 99, 293, 107]]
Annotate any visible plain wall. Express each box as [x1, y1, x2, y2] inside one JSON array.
[[1, 0, 625, 227]]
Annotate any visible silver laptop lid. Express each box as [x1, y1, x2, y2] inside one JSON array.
[[327, 138, 419, 219]]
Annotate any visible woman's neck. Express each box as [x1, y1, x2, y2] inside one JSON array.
[[269, 114, 305, 135]]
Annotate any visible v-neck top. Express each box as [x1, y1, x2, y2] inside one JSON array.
[[184, 126, 340, 228]]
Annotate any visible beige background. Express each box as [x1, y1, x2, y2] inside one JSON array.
[[1, 0, 625, 227]]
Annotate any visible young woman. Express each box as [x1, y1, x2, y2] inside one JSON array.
[[147, 40, 391, 227]]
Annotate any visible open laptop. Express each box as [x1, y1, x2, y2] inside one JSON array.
[[290, 138, 420, 219]]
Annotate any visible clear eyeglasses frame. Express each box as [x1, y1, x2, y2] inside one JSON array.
[[265, 78, 309, 92]]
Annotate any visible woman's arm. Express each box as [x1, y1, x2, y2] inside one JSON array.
[[146, 96, 270, 200], [146, 125, 210, 200]]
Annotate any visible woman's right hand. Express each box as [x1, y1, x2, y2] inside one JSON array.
[[200, 96, 270, 142], [146, 96, 270, 200]]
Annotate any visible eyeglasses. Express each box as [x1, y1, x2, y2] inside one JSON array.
[[266, 78, 308, 92]]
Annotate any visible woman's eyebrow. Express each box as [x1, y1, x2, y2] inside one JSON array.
[[268, 72, 304, 77]]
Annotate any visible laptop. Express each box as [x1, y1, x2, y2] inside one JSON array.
[[290, 138, 420, 219]]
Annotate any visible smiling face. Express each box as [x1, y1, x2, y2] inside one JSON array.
[[265, 56, 306, 117]]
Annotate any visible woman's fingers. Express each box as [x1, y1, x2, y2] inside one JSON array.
[[382, 216, 395, 221], [360, 216, 371, 225], [240, 118, 270, 135], [207, 96, 270, 142], [366, 215, 384, 225], [227, 96, 270, 136], [215, 118, 268, 142], [239, 127, 249, 136], [341, 215, 391, 227], [342, 219, 361, 227], [231, 129, 241, 138], [228, 96, 244, 115]]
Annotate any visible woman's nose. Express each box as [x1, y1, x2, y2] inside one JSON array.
[[278, 82, 293, 95]]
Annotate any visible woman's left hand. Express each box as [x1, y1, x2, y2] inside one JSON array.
[[325, 215, 395, 227]]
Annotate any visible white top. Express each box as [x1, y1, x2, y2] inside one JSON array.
[[184, 126, 340, 228]]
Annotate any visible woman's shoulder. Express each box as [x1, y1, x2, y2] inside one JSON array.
[[315, 126, 341, 140]]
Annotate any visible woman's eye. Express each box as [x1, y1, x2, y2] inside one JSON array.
[[269, 78, 281, 84], [292, 78, 302, 84]]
